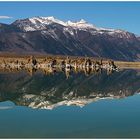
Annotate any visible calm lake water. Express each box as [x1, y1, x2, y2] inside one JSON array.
[[0, 69, 140, 138]]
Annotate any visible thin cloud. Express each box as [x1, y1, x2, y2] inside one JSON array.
[[0, 16, 13, 19]]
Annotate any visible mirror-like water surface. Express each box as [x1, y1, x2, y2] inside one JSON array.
[[0, 69, 140, 138]]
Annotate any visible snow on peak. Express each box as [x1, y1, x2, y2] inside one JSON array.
[[13, 16, 131, 38], [67, 19, 87, 25], [46, 16, 55, 20], [28, 17, 95, 29], [13, 16, 67, 31], [79, 19, 86, 23], [28, 16, 66, 26], [66, 19, 95, 29], [13, 16, 97, 31]]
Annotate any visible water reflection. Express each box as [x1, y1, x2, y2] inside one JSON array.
[[0, 67, 140, 110], [0, 65, 116, 78]]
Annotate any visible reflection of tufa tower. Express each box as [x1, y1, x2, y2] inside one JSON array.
[[84, 67, 92, 76], [27, 67, 33, 76], [65, 68, 70, 79]]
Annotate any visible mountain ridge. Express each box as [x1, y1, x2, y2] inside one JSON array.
[[0, 16, 140, 61]]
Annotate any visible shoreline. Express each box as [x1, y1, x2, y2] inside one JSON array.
[[0, 55, 118, 76], [0, 55, 140, 76]]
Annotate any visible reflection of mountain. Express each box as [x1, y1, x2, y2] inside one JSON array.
[[0, 69, 140, 109]]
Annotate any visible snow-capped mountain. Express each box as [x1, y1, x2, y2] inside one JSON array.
[[0, 16, 140, 61], [12, 16, 131, 37], [12, 16, 96, 31]]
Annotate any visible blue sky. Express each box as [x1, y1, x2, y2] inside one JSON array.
[[0, 2, 140, 35]]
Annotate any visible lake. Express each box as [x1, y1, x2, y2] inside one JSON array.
[[0, 68, 140, 138]]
